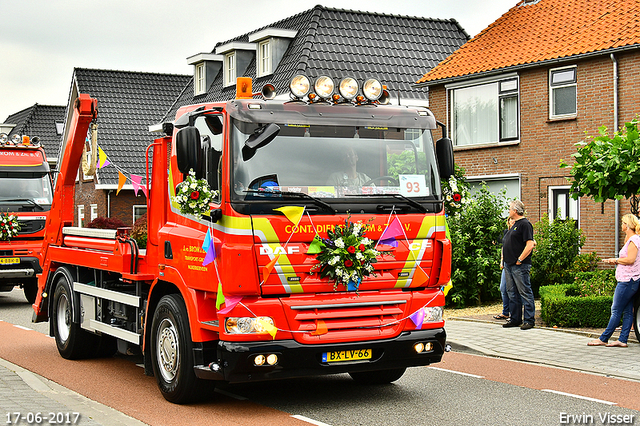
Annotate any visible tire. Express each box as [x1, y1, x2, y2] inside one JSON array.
[[348, 367, 406, 385], [23, 279, 38, 305], [151, 294, 205, 404], [51, 274, 98, 359]]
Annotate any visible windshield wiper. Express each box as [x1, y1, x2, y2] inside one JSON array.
[[0, 198, 44, 211], [243, 189, 335, 214], [345, 193, 428, 213]]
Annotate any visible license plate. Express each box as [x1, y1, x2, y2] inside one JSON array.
[[0, 258, 19, 265], [322, 348, 372, 363]]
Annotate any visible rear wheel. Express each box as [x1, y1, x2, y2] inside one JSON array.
[[634, 295, 640, 343], [51, 274, 98, 359], [23, 279, 38, 305], [151, 294, 206, 403], [348, 367, 406, 384]]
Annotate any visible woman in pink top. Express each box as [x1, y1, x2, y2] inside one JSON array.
[[588, 214, 640, 347]]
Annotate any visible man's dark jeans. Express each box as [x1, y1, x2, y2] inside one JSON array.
[[504, 263, 535, 325]]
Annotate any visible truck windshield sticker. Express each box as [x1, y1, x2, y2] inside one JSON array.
[[0, 150, 44, 167]]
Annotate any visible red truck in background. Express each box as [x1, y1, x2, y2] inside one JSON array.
[[0, 134, 53, 304], [33, 75, 454, 404]]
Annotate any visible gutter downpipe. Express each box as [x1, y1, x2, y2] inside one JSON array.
[[611, 53, 620, 255]]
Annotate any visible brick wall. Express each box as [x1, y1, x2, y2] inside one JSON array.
[[427, 50, 640, 258], [75, 177, 146, 228]]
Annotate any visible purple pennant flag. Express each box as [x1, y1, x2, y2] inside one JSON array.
[[409, 308, 425, 330], [202, 236, 216, 266], [379, 237, 399, 248]]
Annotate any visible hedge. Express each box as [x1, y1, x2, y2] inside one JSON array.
[[540, 284, 612, 328]]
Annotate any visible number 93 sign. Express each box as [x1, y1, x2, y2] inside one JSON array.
[[399, 175, 428, 197]]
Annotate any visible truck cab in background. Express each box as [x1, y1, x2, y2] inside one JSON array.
[[0, 133, 53, 304]]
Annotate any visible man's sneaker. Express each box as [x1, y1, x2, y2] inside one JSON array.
[[503, 320, 522, 328], [520, 323, 534, 330]]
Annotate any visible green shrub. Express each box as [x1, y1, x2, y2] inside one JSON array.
[[87, 216, 127, 229], [570, 252, 600, 274], [574, 270, 616, 297], [446, 184, 506, 307], [540, 284, 612, 328], [531, 214, 585, 292]]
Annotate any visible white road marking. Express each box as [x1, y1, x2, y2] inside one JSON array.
[[291, 415, 333, 426], [13, 325, 32, 331], [542, 389, 617, 405], [428, 366, 484, 378]]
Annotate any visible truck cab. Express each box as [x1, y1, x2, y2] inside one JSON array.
[[0, 133, 52, 304]]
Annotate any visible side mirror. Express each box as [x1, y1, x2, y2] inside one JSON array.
[[176, 127, 204, 178], [242, 123, 280, 161], [436, 137, 455, 180]]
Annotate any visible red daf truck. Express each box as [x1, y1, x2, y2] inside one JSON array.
[[33, 75, 454, 403], [0, 134, 53, 304]]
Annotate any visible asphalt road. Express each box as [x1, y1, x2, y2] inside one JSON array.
[[2, 287, 639, 426]]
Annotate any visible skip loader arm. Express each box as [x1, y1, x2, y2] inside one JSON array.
[[32, 94, 97, 320]]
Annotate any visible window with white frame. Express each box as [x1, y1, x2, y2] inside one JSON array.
[[450, 77, 519, 146], [90, 204, 98, 222], [258, 39, 271, 77], [195, 63, 206, 95], [133, 205, 147, 224], [77, 205, 85, 227], [548, 186, 579, 225], [224, 52, 236, 87], [549, 66, 577, 119], [467, 175, 520, 215]]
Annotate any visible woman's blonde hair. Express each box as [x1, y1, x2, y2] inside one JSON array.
[[621, 213, 640, 235]]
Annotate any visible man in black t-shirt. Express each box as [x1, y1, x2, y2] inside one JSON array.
[[502, 200, 536, 330]]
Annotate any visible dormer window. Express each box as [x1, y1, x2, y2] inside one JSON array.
[[224, 52, 236, 87], [258, 39, 271, 77], [195, 63, 206, 95]]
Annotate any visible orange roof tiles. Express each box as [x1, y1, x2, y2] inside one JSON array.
[[417, 0, 640, 84]]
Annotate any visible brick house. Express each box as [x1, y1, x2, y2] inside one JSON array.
[[163, 5, 470, 118], [60, 68, 190, 227], [2, 104, 66, 166], [415, 0, 640, 257]]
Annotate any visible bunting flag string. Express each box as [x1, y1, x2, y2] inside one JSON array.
[[95, 144, 148, 198]]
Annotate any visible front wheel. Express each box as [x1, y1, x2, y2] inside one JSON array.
[[151, 294, 205, 404], [23, 279, 38, 305], [348, 367, 406, 384]]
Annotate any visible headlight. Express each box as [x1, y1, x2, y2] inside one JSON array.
[[362, 78, 383, 101], [225, 316, 275, 334], [339, 77, 359, 100], [314, 76, 335, 99], [290, 75, 311, 98], [423, 306, 443, 323]]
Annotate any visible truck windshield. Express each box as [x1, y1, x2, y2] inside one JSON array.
[[230, 119, 442, 207], [0, 174, 53, 211]]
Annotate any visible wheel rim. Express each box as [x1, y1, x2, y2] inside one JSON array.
[[156, 318, 180, 382], [56, 293, 70, 343]]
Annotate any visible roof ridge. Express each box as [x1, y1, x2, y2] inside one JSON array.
[[296, 7, 324, 75], [74, 67, 189, 78]]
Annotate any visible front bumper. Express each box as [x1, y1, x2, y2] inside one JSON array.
[[194, 328, 446, 383], [0, 256, 40, 284]]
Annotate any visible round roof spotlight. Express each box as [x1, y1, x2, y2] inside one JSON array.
[[314, 76, 335, 99], [0, 133, 8, 144], [290, 75, 311, 99], [10, 134, 21, 145], [363, 78, 383, 101], [339, 77, 359, 101]]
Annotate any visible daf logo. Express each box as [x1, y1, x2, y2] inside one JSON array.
[[259, 246, 299, 255], [409, 240, 433, 251]]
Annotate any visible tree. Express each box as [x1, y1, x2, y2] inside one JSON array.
[[560, 118, 640, 214]]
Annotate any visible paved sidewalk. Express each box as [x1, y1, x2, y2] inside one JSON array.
[[0, 358, 147, 426], [446, 318, 640, 381]]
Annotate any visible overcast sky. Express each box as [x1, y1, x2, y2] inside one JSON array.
[[0, 0, 517, 123]]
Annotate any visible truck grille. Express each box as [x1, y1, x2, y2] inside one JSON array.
[[18, 219, 45, 235], [282, 295, 410, 344]]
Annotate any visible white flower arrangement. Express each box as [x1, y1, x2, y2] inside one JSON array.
[[173, 169, 218, 216], [0, 212, 20, 241]]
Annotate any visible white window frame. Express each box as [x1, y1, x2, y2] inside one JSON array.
[[548, 185, 579, 226], [258, 39, 272, 77], [90, 204, 98, 222], [77, 205, 85, 227], [448, 75, 520, 147], [549, 66, 577, 120], [195, 63, 206, 95], [224, 52, 236, 87], [133, 205, 147, 224]]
